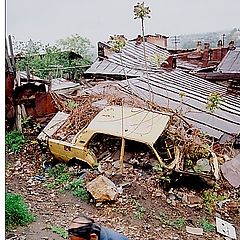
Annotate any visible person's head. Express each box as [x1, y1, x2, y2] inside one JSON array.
[[68, 214, 101, 240]]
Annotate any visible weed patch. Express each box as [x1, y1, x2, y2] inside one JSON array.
[[51, 225, 68, 239], [6, 130, 25, 153], [5, 192, 35, 230], [199, 218, 215, 232], [45, 164, 71, 189], [203, 191, 226, 214], [156, 211, 185, 230], [65, 179, 89, 201], [133, 200, 145, 219]]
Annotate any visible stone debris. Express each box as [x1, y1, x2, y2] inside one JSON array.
[[86, 175, 118, 203], [221, 154, 240, 188]]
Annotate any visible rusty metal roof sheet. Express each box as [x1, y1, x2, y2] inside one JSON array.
[[86, 105, 170, 145], [85, 41, 169, 77], [217, 48, 240, 73], [119, 70, 240, 139]]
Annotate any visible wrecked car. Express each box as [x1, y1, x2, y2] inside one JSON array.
[[47, 106, 179, 169], [39, 105, 220, 180]]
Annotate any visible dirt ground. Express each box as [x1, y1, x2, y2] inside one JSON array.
[[5, 133, 240, 240]]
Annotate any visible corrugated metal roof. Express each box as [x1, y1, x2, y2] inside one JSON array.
[[118, 70, 240, 139], [217, 48, 240, 73], [85, 41, 169, 77]]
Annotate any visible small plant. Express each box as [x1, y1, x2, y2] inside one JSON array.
[[51, 225, 68, 239], [46, 164, 71, 189], [203, 190, 226, 214], [172, 217, 185, 230], [153, 163, 163, 172], [133, 200, 145, 219], [110, 35, 126, 53], [6, 192, 35, 230], [48, 163, 68, 178], [5, 130, 25, 153], [157, 212, 185, 230], [206, 92, 222, 113], [67, 99, 78, 110], [65, 179, 89, 201], [21, 116, 32, 128], [199, 218, 215, 232], [159, 175, 172, 183], [153, 164, 173, 185], [184, 159, 193, 170]]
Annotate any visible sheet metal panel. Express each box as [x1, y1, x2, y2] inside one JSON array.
[[217, 49, 240, 73], [87, 105, 170, 144]]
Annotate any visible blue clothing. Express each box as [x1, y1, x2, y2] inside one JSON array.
[[100, 227, 128, 240]]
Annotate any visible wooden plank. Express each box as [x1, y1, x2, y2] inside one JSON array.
[[5, 38, 13, 72], [8, 35, 16, 71], [16, 105, 22, 132]]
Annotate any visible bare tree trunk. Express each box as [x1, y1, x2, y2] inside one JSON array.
[[141, 18, 153, 103]]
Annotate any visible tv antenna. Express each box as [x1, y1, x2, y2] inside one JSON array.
[[171, 36, 180, 50]]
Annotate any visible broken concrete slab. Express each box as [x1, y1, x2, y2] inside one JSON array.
[[86, 175, 118, 202], [216, 217, 237, 239], [221, 154, 240, 188], [186, 226, 203, 235]]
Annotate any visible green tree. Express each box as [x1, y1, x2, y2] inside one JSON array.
[[14, 35, 94, 79], [57, 34, 94, 62]]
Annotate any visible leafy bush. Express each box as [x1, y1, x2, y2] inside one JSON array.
[[6, 192, 35, 230], [65, 179, 89, 201], [6, 130, 25, 153]]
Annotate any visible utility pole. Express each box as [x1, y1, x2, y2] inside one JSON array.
[[222, 33, 226, 47], [171, 36, 180, 50]]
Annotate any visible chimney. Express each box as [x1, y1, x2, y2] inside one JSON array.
[[145, 34, 168, 48], [196, 41, 202, 52], [172, 56, 177, 69], [135, 35, 143, 45], [217, 40, 223, 48], [204, 42, 210, 50], [228, 41, 235, 50]]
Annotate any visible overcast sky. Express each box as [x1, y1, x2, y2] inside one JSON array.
[[6, 0, 240, 48]]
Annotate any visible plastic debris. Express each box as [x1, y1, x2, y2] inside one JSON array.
[[216, 217, 236, 239], [186, 226, 203, 235]]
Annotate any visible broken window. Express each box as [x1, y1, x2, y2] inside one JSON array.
[[87, 133, 159, 169], [154, 133, 175, 166]]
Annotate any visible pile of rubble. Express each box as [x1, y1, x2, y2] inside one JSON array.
[[43, 83, 239, 186]]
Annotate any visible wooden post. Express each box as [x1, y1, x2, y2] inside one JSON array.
[[120, 138, 125, 173], [16, 105, 22, 132], [5, 38, 14, 72], [120, 100, 125, 173], [8, 35, 16, 71]]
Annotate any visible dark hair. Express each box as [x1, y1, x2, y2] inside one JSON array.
[[68, 214, 101, 239]]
